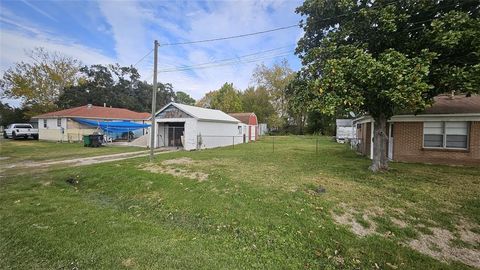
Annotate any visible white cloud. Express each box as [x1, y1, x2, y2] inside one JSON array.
[[0, 29, 114, 71], [146, 0, 302, 99], [1, 0, 303, 106]]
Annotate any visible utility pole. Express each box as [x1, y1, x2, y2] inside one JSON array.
[[150, 40, 159, 162]]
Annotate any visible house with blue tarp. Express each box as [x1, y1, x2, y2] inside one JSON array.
[[32, 104, 151, 142]]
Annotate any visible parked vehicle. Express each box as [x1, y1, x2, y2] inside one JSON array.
[[3, 123, 39, 139]]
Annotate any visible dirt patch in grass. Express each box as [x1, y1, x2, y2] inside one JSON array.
[[139, 158, 209, 181], [457, 220, 480, 246], [331, 204, 380, 237], [333, 204, 480, 267], [391, 217, 408, 228], [332, 211, 377, 237], [409, 227, 480, 268], [121, 258, 135, 268], [162, 157, 195, 165], [140, 164, 208, 181]]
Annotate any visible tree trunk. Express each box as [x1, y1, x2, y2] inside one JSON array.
[[369, 114, 389, 172]]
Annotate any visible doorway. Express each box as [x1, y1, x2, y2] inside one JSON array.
[[166, 122, 184, 148]]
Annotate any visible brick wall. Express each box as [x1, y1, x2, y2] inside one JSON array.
[[393, 121, 480, 166]]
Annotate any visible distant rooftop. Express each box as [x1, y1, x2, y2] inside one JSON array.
[[228, 113, 256, 124], [423, 94, 480, 114], [32, 105, 150, 120]]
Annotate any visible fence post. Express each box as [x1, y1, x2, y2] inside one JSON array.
[[273, 136, 275, 153], [233, 136, 235, 148]]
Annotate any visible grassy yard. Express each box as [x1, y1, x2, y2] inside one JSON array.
[[0, 139, 144, 163], [0, 136, 479, 269]]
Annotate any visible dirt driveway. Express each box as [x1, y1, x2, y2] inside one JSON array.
[[0, 149, 175, 176]]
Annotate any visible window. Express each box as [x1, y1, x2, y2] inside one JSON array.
[[43, 119, 47, 128], [238, 126, 242, 135], [423, 121, 468, 149], [445, 122, 468, 148], [57, 118, 62, 127]]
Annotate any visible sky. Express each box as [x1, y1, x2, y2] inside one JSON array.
[[0, 0, 304, 107]]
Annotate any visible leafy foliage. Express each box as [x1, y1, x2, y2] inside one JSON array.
[[174, 91, 196, 105], [197, 83, 243, 113], [252, 60, 296, 127], [295, 0, 480, 170], [57, 64, 175, 112], [241, 86, 275, 124], [0, 48, 80, 117], [0, 102, 29, 126]]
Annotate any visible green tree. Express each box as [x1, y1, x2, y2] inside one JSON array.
[[0, 102, 29, 127], [58, 64, 174, 112], [198, 83, 243, 113], [196, 91, 216, 108], [241, 86, 275, 124], [296, 0, 480, 171], [252, 59, 295, 128], [0, 47, 80, 117], [175, 91, 196, 105]]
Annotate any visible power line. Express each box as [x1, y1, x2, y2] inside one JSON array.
[[161, 24, 300, 46], [158, 51, 294, 73], [158, 1, 401, 47], [132, 48, 154, 67], [160, 45, 295, 71]]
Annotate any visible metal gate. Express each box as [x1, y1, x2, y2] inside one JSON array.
[[168, 126, 184, 147]]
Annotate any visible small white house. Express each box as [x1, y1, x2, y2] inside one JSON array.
[[152, 102, 242, 150]]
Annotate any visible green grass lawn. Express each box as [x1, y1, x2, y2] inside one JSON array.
[[0, 136, 479, 269], [0, 139, 144, 163]]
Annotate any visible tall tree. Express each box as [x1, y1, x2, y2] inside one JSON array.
[[198, 83, 243, 113], [57, 64, 174, 112], [252, 59, 295, 128], [0, 47, 80, 117], [196, 91, 216, 108], [241, 86, 276, 124], [296, 0, 480, 171], [175, 91, 196, 105]]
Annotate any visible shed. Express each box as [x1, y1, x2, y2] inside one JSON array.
[[228, 112, 258, 142], [336, 119, 354, 143], [153, 103, 241, 150]]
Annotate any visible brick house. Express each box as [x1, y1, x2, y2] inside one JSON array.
[[352, 94, 480, 166]]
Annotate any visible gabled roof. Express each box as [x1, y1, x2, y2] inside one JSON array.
[[32, 105, 150, 120], [228, 112, 257, 125], [156, 102, 240, 123]]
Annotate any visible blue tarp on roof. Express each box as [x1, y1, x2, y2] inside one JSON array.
[[74, 118, 150, 133]]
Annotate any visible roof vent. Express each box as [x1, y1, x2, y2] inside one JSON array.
[[450, 90, 455, 99], [103, 103, 106, 107], [87, 104, 92, 109]]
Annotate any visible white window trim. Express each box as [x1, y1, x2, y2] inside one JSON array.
[[422, 121, 469, 150]]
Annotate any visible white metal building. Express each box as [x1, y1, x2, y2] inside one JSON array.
[[152, 102, 242, 150], [335, 119, 354, 143]]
